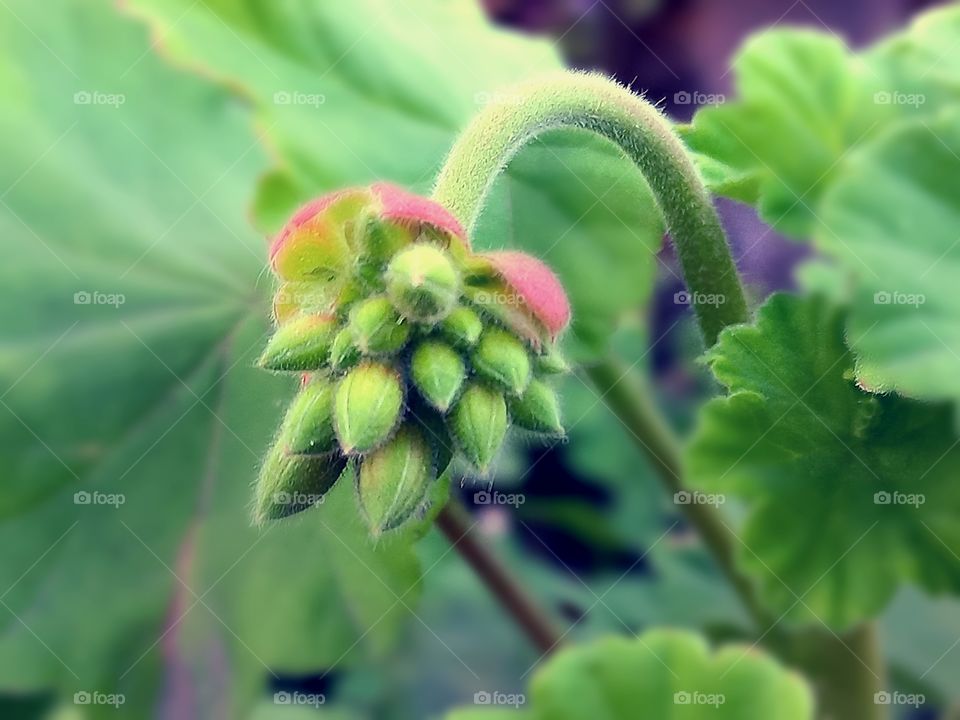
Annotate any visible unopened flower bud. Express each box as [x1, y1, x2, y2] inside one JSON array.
[[349, 296, 410, 355], [472, 327, 531, 396], [254, 444, 346, 524], [410, 340, 466, 413], [439, 305, 483, 347], [329, 326, 361, 371], [279, 377, 337, 455], [385, 244, 460, 322], [259, 314, 338, 371], [334, 362, 404, 454], [449, 382, 507, 472], [357, 424, 434, 534], [535, 346, 570, 375], [509, 379, 564, 436]]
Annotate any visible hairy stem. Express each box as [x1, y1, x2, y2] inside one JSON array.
[[432, 70, 748, 346], [584, 358, 775, 630], [790, 623, 887, 720], [435, 499, 564, 656]]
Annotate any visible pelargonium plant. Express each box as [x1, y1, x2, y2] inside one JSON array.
[[254, 182, 571, 534]]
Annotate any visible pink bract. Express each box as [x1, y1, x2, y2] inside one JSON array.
[[481, 250, 571, 339]]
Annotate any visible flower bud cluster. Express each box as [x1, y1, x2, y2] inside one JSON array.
[[256, 183, 571, 534]]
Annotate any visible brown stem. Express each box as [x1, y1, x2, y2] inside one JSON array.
[[435, 499, 564, 656]]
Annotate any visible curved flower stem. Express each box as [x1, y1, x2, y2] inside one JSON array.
[[432, 70, 748, 346]]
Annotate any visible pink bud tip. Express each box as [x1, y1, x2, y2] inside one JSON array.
[[371, 182, 468, 249], [269, 187, 368, 264], [481, 251, 571, 339]]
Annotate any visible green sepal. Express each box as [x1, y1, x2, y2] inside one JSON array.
[[439, 305, 483, 348], [385, 244, 460, 322], [334, 362, 404, 454], [356, 424, 435, 535], [509, 378, 564, 436], [253, 444, 347, 524], [329, 326, 361, 371], [448, 382, 507, 472], [258, 314, 338, 371], [410, 340, 466, 412], [472, 327, 531, 396], [349, 296, 411, 355], [278, 376, 338, 455], [535, 345, 570, 375]]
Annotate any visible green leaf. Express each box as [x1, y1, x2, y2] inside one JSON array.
[[814, 111, 960, 402], [445, 630, 813, 719], [0, 0, 419, 711], [125, 0, 665, 361], [685, 30, 883, 237], [687, 294, 960, 628]]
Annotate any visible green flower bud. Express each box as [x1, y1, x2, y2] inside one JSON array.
[[279, 376, 337, 455], [449, 382, 507, 472], [329, 326, 361, 371], [357, 424, 434, 534], [334, 362, 404, 454], [259, 314, 338, 371], [410, 340, 466, 413], [439, 305, 483, 348], [509, 379, 564, 436], [385, 244, 460, 322], [535, 345, 570, 375], [472, 327, 531, 396], [349, 296, 410, 355], [254, 444, 346, 524]]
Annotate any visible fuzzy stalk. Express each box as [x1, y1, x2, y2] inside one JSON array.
[[432, 70, 748, 346]]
